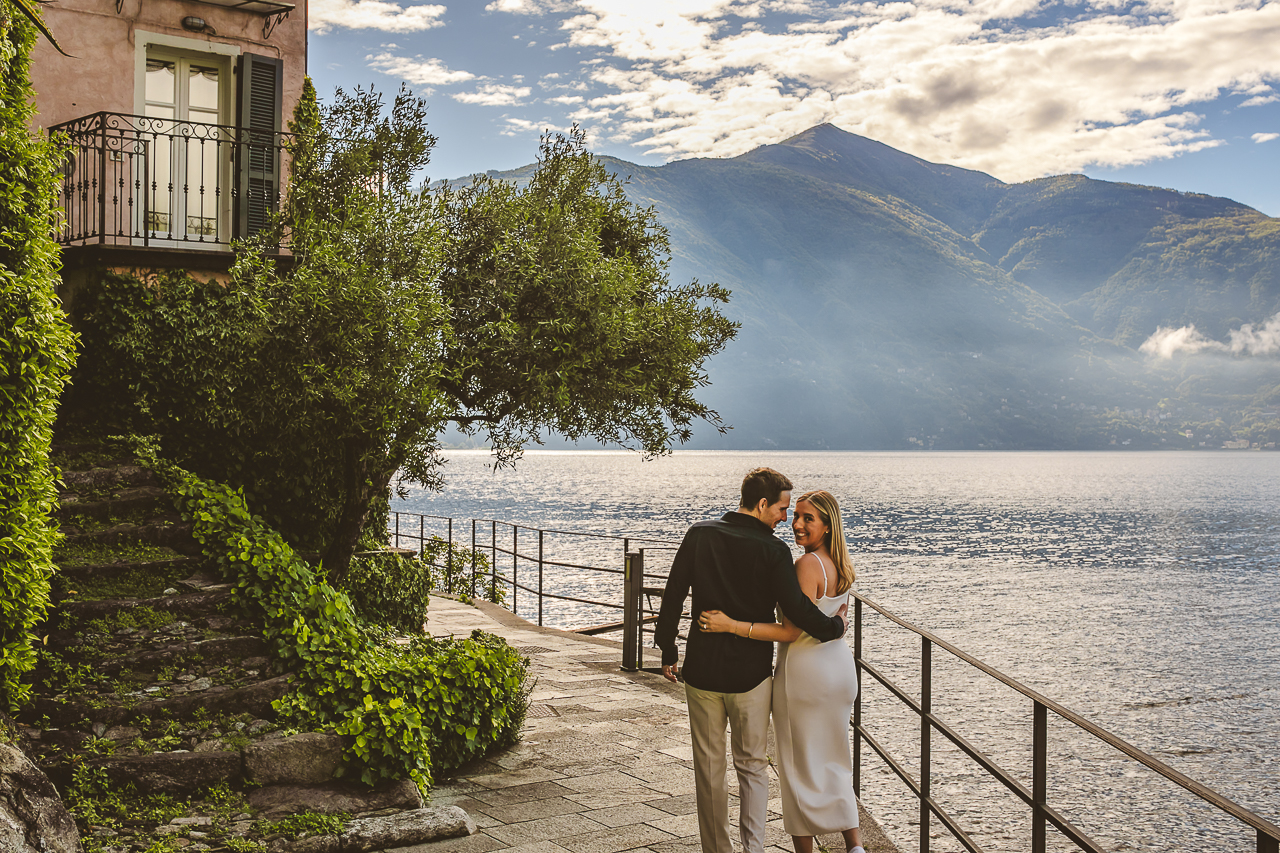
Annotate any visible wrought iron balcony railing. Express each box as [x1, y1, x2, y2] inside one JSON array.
[[51, 111, 288, 251]]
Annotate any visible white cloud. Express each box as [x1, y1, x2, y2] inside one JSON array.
[[311, 0, 445, 34], [367, 54, 475, 91], [542, 0, 1280, 180], [1254, 132, 1280, 143], [454, 83, 535, 105], [1141, 314, 1280, 359], [486, 0, 574, 13]]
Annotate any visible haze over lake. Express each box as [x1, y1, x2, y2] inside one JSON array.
[[394, 450, 1279, 852]]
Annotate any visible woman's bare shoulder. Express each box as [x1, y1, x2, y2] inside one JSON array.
[[794, 551, 826, 582]]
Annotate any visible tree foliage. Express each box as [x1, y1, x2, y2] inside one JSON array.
[[69, 81, 737, 576], [0, 3, 77, 711]]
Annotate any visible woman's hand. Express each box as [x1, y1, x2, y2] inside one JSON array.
[[699, 610, 737, 634]]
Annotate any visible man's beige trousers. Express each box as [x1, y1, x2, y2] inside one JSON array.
[[685, 677, 773, 853]]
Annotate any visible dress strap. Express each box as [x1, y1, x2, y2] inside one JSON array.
[[808, 553, 829, 599]]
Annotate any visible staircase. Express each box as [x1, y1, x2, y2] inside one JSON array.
[[15, 444, 432, 849]]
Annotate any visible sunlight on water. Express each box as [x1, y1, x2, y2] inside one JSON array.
[[393, 450, 1280, 852]]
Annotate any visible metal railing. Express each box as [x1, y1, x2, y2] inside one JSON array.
[[51, 112, 288, 250], [388, 510, 1279, 852], [849, 594, 1280, 853], [389, 512, 679, 666]]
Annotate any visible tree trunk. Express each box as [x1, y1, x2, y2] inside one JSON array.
[[321, 437, 395, 581]]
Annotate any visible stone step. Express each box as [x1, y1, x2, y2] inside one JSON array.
[[59, 520, 200, 555], [41, 732, 344, 797], [55, 555, 203, 582], [27, 673, 292, 728], [59, 588, 233, 623], [56, 485, 171, 521], [59, 464, 158, 495], [78, 635, 268, 677], [42, 610, 248, 652]]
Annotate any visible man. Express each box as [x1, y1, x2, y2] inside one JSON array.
[[655, 467, 847, 853]]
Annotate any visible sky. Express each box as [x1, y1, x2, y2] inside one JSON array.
[[307, 0, 1280, 216]]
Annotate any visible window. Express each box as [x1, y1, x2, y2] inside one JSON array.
[[143, 49, 231, 242]]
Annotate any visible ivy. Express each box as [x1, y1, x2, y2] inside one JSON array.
[[159, 462, 530, 791], [0, 0, 78, 712]]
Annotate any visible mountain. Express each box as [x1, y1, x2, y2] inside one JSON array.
[[479, 124, 1280, 450]]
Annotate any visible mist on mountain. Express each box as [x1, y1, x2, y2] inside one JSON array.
[[458, 124, 1280, 450]]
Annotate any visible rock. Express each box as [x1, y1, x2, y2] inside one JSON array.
[[244, 733, 342, 786], [246, 719, 273, 735], [193, 740, 224, 753], [248, 780, 423, 818], [0, 742, 82, 853], [169, 818, 212, 826], [104, 726, 140, 741], [282, 807, 475, 853], [87, 750, 240, 795]]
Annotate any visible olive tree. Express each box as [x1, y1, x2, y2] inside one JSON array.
[[234, 83, 737, 575]]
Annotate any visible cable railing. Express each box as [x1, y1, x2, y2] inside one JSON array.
[[388, 510, 1280, 852]]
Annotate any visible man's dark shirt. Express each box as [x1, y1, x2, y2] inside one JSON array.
[[654, 511, 846, 694]]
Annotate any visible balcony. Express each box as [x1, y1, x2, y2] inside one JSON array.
[[52, 112, 289, 268]]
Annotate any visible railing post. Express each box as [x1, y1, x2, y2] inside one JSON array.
[[621, 549, 643, 672], [537, 529, 544, 626], [1033, 700, 1047, 853], [921, 636, 932, 853], [447, 517, 454, 593], [471, 519, 477, 598], [853, 596, 862, 797], [1260, 830, 1280, 853], [490, 520, 497, 602], [418, 514, 424, 563], [512, 526, 518, 618], [393, 512, 400, 550], [97, 123, 107, 244]]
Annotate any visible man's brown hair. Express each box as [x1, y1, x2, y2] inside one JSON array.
[[740, 467, 793, 509]]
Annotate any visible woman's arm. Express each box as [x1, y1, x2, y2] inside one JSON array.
[[700, 610, 802, 643]]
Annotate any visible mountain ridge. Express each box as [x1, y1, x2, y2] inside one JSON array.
[[466, 124, 1280, 449]]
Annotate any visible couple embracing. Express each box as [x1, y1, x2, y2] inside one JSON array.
[[655, 467, 864, 853]]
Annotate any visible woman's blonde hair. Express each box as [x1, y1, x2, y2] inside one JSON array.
[[797, 490, 855, 594]]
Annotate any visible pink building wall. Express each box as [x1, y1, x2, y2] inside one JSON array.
[[29, 0, 307, 130]]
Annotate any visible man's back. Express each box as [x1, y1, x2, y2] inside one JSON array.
[[655, 511, 835, 693]]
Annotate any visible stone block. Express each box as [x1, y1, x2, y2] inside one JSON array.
[[248, 780, 423, 818], [244, 732, 343, 786]]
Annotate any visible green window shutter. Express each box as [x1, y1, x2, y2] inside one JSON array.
[[234, 53, 283, 239]]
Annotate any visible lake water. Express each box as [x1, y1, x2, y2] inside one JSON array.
[[391, 450, 1280, 852]]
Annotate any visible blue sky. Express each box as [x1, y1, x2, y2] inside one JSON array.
[[308, 0, 1280, 216]]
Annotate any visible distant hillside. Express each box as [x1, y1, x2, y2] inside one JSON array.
[[469, 124, 1280, 450]]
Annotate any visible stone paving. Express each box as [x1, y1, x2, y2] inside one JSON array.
[[400, 596, 898, 853]]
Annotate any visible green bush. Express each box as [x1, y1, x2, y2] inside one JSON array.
[[420, 536, 504, 604], [0, 3, 78, 712], [161, 463, 530, 790], [340, 554, 430, 633]]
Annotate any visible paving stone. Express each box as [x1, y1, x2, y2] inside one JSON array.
[[469, 767, 565, 790], [642, 794, 697, 816], [578, 803, 669, 829], [550, 771, 649, 794], [484, 814, 606, 847], [488, 843, 573, 853], [470, 781, 578, 808], [551, 823, 676, 853], [478, 796, 585, 824], [647, 811, 701, 840]]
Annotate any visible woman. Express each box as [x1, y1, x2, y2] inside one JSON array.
[[699, 490, 863, 853]]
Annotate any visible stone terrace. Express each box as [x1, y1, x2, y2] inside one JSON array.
[[406, 596, 898, 853]]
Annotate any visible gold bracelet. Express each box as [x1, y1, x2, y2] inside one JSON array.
[[747, 622, 754, 639]]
